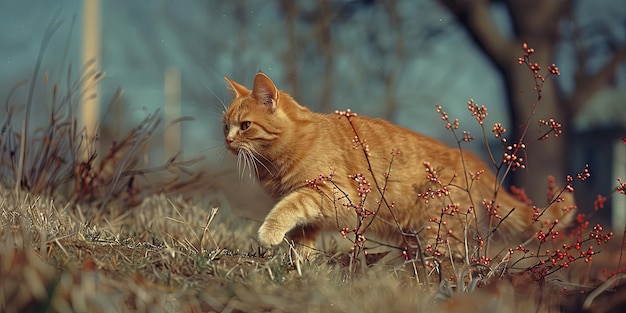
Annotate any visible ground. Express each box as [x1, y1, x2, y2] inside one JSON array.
[[1, 189, 625, 313]]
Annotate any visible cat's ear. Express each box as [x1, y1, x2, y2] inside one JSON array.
[[224, 76, 250, 98], [252, 72, 279, 108]]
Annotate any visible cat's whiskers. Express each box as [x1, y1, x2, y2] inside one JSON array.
[[201, 138, 229, 154], [233, 144, 276, 180], [237, 149, 249, 179], [236, 149, 243, 178], [247, 147, 276, 178], [243, 149, 256, 179], [249, 152, 274, 178], [237, 149, 246, 179], [236, 148, 258, 180], [207, 85, 228, 112], [249, 153, 260, 178], [204, 144, 227, 169]]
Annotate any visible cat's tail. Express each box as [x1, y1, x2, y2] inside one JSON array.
[[494, 178, 577, 240]]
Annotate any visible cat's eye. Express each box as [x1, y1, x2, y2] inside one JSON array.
[[223, 124, 229, 132], [241, 121, 251, 130]]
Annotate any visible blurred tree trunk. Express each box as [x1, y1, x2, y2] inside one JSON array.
[[439, 0, 626, 205], [314, 0, 334, 113], [280, 0, 300, 99], [383, 0, 405, 121]]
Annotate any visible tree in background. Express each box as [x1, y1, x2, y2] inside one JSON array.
[[439, 0, 626, 205]]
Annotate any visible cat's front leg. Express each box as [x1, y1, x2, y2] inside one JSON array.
[[258, 188, 322, 248]]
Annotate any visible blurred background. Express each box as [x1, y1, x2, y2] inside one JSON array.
[[1, 0, 625, 231]]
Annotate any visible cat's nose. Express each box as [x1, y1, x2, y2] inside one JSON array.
[[226, 138, 234, 145]]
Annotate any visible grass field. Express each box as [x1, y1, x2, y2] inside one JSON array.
[[2, 186, 626, 313]]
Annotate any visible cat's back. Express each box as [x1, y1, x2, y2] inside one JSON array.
[[333, 114, 454, 158], [320, 113, 489, 180]]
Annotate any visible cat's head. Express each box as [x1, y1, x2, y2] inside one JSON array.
[[222, 72, 283, 153], [222, 72, 300, 176]]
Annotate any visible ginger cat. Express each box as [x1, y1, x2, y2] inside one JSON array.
[[221, 72, 575, 259]]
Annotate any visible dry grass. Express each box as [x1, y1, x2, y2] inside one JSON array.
[[2, 187, 626, 313], [0, 188, 419, 313]]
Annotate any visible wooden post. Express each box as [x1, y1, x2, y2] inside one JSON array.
[[164, 66, 181, 161], [81, 0, 101, 160]]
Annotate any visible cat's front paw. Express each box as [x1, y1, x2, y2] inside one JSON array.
[[258, 222, 285, 247]]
